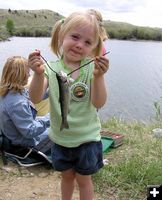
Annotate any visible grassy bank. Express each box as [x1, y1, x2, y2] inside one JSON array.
[[0, 117, 162, 199], [93, 118, 162, 199]]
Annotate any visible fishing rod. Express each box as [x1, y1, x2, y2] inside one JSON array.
[[67, 51, 110, 76]]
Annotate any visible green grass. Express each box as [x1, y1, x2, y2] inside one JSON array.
[[93, 118, 162, 200]]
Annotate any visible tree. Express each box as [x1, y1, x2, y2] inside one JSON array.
[[6, 19, 15, 35]]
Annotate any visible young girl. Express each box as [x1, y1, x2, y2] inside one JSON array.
[[28, 11, 109, 200], [0, 56, 52, 153]]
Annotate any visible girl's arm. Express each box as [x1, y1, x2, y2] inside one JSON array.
[[28, 51, 48, 103], [91, 56, 109, 108]]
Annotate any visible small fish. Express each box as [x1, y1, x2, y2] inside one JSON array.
[[56, 71, 71, 131]]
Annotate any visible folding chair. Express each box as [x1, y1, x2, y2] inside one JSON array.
[[0, 129, 52, 167]]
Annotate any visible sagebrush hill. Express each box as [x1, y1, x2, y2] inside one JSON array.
[[0, 9, 62, 39], [0, 8, 162, 41]]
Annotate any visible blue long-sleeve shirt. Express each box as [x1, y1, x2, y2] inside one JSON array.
[[0, 89, 50, 148]]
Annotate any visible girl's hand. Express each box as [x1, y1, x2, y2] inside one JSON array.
[[28, 50, 45, 75], [93, 56, 109, 78]]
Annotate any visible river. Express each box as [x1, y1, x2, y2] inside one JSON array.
[[0, 37, 162, 123]]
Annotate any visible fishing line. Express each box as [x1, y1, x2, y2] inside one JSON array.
[[40, 54, 59, 75]]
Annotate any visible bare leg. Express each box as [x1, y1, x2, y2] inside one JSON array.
[[76, 173, 94, 200], [61, 169, 75, 200]]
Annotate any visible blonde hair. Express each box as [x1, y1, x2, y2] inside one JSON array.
[[50, 12, 103, 58], [87, 9, 108, 41], [0, 56, 29, 96]]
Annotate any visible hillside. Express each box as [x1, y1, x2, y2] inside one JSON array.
[[104, 20, 162, 40], [0, 8, 162, 41], [0, 9, 63, 39], [0, 9, 62, 26]]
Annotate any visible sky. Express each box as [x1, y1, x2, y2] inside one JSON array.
[[0, 0, 162, 28]]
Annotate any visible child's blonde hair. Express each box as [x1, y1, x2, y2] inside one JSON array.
[[87, 9, 108, 41], [0, 56, 29, 96], [50, 11, 103, 58]]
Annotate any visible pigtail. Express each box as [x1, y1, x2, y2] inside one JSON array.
[[50, 20, 63, 57], [86, 9, 108, 42], [100, 26, 108, 41], [92, 35, 103, 57]]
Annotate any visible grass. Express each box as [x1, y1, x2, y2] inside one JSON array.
[[93, 117, 162, 200]]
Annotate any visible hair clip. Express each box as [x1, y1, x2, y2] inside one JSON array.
[[61, 18, 64, 24]]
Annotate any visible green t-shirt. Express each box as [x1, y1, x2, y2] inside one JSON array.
[[45, 59, 101, 147]]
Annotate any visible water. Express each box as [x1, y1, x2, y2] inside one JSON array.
[[0, 37, 162, 123], [102, 40, 162, 122]]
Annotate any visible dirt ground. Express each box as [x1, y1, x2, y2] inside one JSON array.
[[0, 130, 121, 200], [0, 160, 105, 200]]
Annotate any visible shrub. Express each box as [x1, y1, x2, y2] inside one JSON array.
[[6, 18, 15, 35]]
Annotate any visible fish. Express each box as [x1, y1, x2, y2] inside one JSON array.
[[56, 70, 71, 131], [39, 54, 71, 131], [40, 52, 110, 130]]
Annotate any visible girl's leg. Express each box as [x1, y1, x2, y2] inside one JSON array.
[[61, 169, 76, 200], [76, 173, 94, 200]]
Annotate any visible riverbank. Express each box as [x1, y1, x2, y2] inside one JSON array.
[[0, 37, 10, 41], [0, 32, 9, 41]]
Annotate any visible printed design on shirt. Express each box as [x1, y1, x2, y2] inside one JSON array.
[[71, 82, 89, 102]]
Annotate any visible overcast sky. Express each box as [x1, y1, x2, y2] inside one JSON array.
[[0, 0, 162, 28]]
